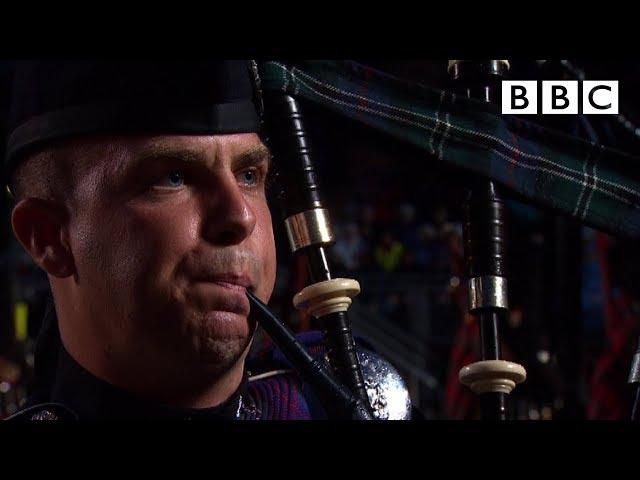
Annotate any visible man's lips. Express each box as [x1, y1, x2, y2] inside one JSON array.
[[188, 274, 254, 315], [192, 273, 253, 289], [211, 281, 248, 292]]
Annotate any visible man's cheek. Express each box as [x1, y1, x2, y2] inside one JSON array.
[[99, 222, 149, 292], [72, 212, 125, 279], [85, 215, 167, 303], [258, 223, 277, 301], [126, 209, 196, 264]]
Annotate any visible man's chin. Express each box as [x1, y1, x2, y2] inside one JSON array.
[[145, 305, 255, 373], [186, 313, 255, 368], [201, 310, 252, 339], [197, 340, 248, 370]]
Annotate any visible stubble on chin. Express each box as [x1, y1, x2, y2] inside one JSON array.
[[171, 307, 255, 374]]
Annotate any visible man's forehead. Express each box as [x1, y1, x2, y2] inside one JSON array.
[[64, 134, 270, 192], [128, 133, 266, 158], [90, 133, 270, 175]]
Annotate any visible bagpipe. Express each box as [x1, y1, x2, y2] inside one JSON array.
[[245, 59, 640, 420]]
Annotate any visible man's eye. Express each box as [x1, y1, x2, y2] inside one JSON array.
[[158, 171, 184, 188], [239, 168, 261, 187]]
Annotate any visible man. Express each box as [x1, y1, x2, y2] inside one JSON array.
[[3, 60, 328, 420]]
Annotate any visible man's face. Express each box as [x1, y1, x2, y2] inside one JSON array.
[[66, 133, 276, 376]]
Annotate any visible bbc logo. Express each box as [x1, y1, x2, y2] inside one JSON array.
[[501, 81, 619, 115]]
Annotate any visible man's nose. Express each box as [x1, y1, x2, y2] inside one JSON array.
[[201, 176, 256, 246]]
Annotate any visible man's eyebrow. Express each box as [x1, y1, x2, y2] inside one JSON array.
[[117, 143, 272, 179], [115, 146, 212, 180], [133, 145, 207, 166], [233, 144, 272, 171]]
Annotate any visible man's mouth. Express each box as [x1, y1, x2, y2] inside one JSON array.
[[188, 273, 255, 316], [193, 273, 254, 291]]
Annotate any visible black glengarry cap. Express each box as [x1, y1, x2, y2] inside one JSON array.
[[5, 59, 263, 185]]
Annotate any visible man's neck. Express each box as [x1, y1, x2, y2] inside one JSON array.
[[61, 336, 245, 410], [50, 345, 246, 419]]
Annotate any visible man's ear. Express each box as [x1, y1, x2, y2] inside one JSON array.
[[11, 198, 75, 278]]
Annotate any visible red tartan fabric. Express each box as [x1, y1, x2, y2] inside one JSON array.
[[444, 317, 479, 420], [587, 234, 639, 419]]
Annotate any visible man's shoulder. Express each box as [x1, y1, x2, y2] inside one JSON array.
[[244, 330, 327, 420], [4, 402, 79, 421]]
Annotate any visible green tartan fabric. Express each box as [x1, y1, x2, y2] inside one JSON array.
[[258, 61, 640, 239]]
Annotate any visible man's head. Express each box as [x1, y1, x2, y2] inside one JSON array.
[[5, 61, 276, 406]]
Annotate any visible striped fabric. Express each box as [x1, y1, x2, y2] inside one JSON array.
[[245, 373, 312, 420], [244, 331, 328, 420], [259, 61, 640, 238]]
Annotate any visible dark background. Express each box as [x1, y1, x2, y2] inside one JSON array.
[[1, 60, 639, 419]]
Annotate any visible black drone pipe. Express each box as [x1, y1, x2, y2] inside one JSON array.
[[261, 88, 372, 415], [448, 60, 526, 420]]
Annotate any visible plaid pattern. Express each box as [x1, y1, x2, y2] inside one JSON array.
[[244, 331, 327, 420], [259, 61, 640, 238], [587, 233, 639, 419], [245, 373, 313, 420]]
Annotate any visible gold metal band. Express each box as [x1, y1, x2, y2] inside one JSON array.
[[468, 275, 509, 312], [284, 208, 334, 252]]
